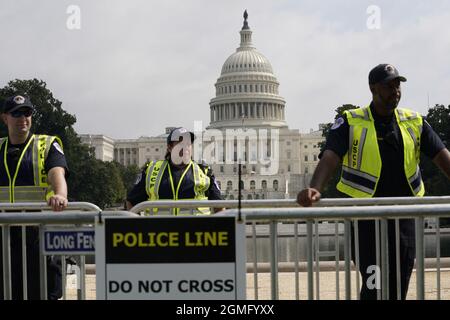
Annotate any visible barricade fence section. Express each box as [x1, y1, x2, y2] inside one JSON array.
[[0, 203, 134, 300], [1, 198, 450, 300], [223, 204, 450, 300]]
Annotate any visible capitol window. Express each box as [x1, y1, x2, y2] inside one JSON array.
[[273, 180, 279, 191]]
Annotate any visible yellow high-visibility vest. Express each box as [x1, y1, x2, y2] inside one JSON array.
[[336, 106, 424, 198], [145, 160, 211, 215], [0, 134, 63, 203]]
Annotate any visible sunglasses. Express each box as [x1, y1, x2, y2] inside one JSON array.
[[9, 109, 34, 118]]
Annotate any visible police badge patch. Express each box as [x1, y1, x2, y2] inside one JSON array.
[[214, 179, 221, 191], [134, 173, 142, 185], [53, 142, 64, 154], [331, 117, 344, 130]]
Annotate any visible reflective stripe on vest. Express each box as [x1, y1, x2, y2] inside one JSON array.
[[0, 134, 62, 203], [145, 160, 211, 215], [337, 106, 424, 198]]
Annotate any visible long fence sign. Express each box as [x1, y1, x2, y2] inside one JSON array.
[[42, 227, 95, 255]]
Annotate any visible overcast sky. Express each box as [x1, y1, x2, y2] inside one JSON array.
[[1, 0, 449, 139]]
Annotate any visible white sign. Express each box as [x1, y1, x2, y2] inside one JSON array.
[[95, 216, 246, 300]]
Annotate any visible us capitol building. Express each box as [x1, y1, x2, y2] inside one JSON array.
[[80, 11, 324, 199]]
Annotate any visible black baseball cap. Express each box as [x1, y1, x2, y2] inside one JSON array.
[[167, 127, 195, 145], [368, 64, 407, 85], [2, 94, 35, 114]]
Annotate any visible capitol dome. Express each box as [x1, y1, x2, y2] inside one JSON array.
[[209, 11, 287, 129], [221, 50, 273, 75]]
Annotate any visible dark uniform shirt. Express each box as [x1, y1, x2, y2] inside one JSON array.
[[127, 160, 222, 206], [322, 104, 445, 197], [0, 134, 69, 186], [323, 104, 445, 249]]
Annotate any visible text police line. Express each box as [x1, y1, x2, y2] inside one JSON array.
[[112, 231, 229, 248]]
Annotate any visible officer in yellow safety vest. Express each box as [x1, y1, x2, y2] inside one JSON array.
[[126, 127, 224, 214], [297, 64, 450, 300], [0, 94, 69, 300]]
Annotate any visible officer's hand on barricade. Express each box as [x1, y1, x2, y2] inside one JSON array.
[[296, 188, 321, 207], [48, 194, 68, 212]]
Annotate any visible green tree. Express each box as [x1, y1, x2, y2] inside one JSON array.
[[113, 162, 141, 194], [0, 79, 78, 146], [421, 104, 450, 196], [320, 104, 359, 198], [0, 79, 128, 208]]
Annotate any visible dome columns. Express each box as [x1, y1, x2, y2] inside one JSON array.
[[210, 102, 285, 123]]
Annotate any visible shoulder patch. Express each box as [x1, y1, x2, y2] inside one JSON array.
[[331, 117, 344, 130], [53, 142, 64, 155], [213, 179, 221, 191], [134, 173, 142, 185]]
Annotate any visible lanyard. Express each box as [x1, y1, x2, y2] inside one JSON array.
[[166, 160, 193, 200], [3, 134, 35, 201]]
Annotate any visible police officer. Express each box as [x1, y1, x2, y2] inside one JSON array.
[[297, 64, 450, 300], [126, 127, 224, 214], [0, 94, 69, 300]]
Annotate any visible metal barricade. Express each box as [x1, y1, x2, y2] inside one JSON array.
[[131, 197, 450, 300], [0, 202, 134, 300], [3, 197, 450, 300], [221, 201, 450, 300]]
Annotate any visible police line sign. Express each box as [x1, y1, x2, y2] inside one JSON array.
[[95, 216, 246, 300]]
